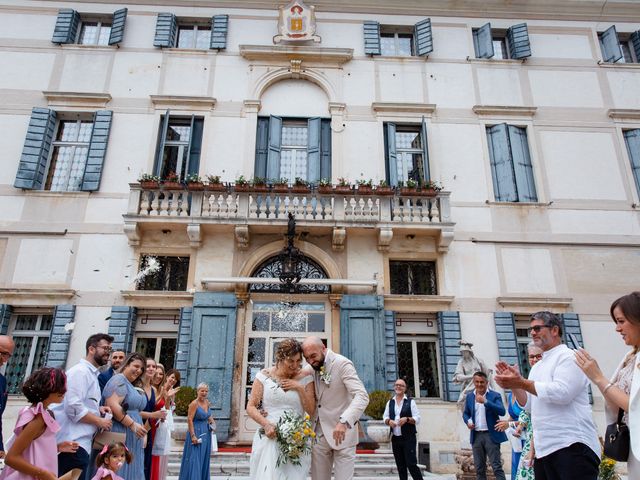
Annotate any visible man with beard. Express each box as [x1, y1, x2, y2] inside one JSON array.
[[98, 349, 125, 392], [302, 336, 369, 480], [0, 335, 14, 459], [53, 333, 115, 478]]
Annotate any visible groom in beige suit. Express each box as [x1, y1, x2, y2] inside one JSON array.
[[302, 336, 369, 480]]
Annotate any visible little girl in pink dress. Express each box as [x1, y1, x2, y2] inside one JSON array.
[[91, 441, 132, 480], [0, 367, 67, 480]]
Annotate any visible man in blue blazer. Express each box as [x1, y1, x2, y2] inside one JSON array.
[[462, 371, 507, 480]]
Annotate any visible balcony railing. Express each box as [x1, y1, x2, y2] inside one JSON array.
[[124, 184, 455, 252]]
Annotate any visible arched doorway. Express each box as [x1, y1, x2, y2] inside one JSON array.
[[238, 254, 332, 441]]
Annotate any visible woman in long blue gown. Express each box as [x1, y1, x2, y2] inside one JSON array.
[[178, 383, 216, 480], [102, 353, 148, 480]]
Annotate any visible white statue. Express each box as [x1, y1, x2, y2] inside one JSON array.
[[452, 341, 496, 405]]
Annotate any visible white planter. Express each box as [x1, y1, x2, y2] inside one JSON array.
[[365, 419, 391, 453]]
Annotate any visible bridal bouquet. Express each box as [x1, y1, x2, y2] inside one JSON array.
[[261, 411, 316, 467]]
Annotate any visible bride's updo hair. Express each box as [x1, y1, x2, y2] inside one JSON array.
[[274, 338, 303, 363]]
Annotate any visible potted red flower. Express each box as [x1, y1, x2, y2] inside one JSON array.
[[162, 172, 183, 190], [138, 173, 160, 189]]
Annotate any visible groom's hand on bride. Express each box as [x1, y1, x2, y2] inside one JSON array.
[[333, 422, 348, 445]]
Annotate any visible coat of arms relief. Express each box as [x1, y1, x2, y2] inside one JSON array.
[[273, 0, 321, 43]]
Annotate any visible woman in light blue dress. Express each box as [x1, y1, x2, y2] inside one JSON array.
[[103, 353, 148, 480], [178, 383, 216, 480]]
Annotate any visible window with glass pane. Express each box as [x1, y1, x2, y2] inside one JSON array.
[[5, 313, 53, 394], [395, 126, 425, 184], [160, 118, 192, 180], [390, 261, 437, 295], [45, 120, 93, 191], [137, 255, 189, 291], [380, 32, 414, 56], [177, 25, 211, 49], [135, 337, 177, 369], [492, 37, 508, 59], [79, 21, 112, 45], [251, 302, 325, 333], [397, 338, 440, 398], [280, 123, 308, 184], [515, 319, 533, 378]]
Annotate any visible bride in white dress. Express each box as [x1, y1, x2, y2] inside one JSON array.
[[247, 339, 316, 480]]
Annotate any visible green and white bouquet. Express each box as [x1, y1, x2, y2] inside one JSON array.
[[260, 410, 316, 467]]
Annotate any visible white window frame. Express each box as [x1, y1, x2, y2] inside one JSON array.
[[78, 19, 112, 46], [395, 125, 425, 184], [133, 309, 179, 368], [45, 118, 94, 191], [6, 310, 54, 394], [396, 334, 441, 400], [380, 29, 414, 56], [280, 120, 308, 184], [177, 24, 211, 49]]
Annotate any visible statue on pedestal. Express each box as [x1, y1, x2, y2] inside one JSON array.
[[453, 341, 496, 406]]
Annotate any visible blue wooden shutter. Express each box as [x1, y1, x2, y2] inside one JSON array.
[[108, 306, 137, 353], [14, 107, 57, 190], [45, 305, 75, 368], [210, 15, 229, 50], [108, 8, 128, 45], [384, 310, 398, 392], [187, 116, 204, 176], [266, 115, 282, 181], [254, 117, 269, 179], [154, 13, 178, 48], [473, 23, 494, 59], [340, 295, 387, 392], [437, 311, 461, 402], [487, 124, 517, 202], [506, 23, 531, 59], [153, 111, 170, 177], [414, 18, 433, 57], [189, 292, 237, 441], [175, 307, 192, 381], [363, 21, 381, 55], [307, 117, 321, 184], [494, 312, 518, 366], [421, 116, 431, 183], [508, 125, 537, 202], [561, 313, 592, 403], [624, 129, 640, 196], [601, 25, 623, 63], [0, 305, 12, 335], [81, 110, 112, 191], [52, 9, 80, 44], [320, 119, 332, 181], [385, 123, 398, 186], [631, 31, 640, 64]]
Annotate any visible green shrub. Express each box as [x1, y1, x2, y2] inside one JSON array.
[[174, 386, 197, 416], [364, 390, 392, 420]]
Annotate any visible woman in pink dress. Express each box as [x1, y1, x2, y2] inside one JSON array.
[[0, 367, 67, 480]]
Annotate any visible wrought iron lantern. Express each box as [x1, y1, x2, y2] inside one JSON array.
[[278, 213, 302, 292]]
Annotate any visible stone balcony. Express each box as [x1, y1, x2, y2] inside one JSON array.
[[123, 184, 455, 252]]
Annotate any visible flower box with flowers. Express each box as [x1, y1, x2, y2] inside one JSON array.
[[162, 173, 184, 190], [272, 179, 290, 194], [138, 174, 160, 189]]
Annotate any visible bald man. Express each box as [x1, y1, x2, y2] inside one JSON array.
[[0, 335, 15, 458]]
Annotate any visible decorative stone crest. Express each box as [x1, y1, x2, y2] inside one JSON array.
[[273, 0, 321, 44]]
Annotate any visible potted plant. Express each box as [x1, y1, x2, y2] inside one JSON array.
[[234, 175, 250, 192], [291, 177, 310, 194], [185, 173, 204, 190], [421, 179, 443, 197], [162, 171, 183, 190], [171, 386, 198, 442], [356, 178, 373, 195], [375, 179, 394, 195], [334, 177, 353, 195], [364, 390, 392, 451], [138, 173, 160, 189], [272, 178, 290, 193], [251, 176, 269, 193], [316, 178, 333, 194], [206, 175, 226, 192], [399, 179, 419, 196]]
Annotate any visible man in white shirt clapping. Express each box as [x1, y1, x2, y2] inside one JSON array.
[[495, 311, 600, 480]]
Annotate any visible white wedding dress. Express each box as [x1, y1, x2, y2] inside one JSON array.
[[249, 371, 313, 480]]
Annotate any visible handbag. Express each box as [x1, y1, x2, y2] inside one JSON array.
[[92, 430, 126, 450], [211, 432, 219, 453], [603, 408, 630, 461]]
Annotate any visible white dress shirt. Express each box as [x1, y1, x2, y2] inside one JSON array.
[[472, 390, 489, 431], [382, 394, 421, 436], [522, 343, 600, 459], [51, 358, 102, 453]]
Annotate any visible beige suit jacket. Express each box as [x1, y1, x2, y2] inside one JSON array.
[[313, 349, 369, 450]]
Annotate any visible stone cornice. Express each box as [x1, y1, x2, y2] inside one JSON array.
[[0, 288, 76, 303], [384, 294, 455, 312], [150, 95, 217, 111], [472, 105, 538, 117], [43, 91, 112, 109], [497, 296, 573, 310], [239, 45, 353, 65], [372, 102, 436, 116], [608, 109, 640, 121]]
